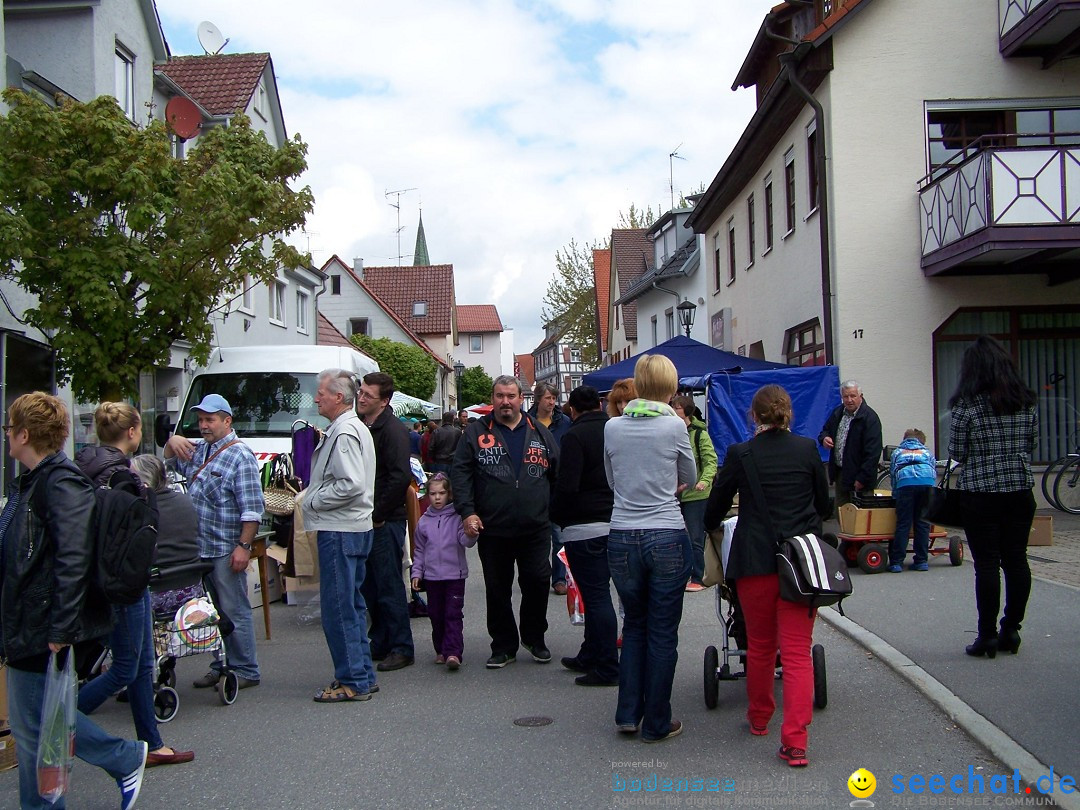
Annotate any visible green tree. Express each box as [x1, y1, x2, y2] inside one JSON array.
[[0, 90, 314, 402], [540, 238, 601, 369], [350, 335, 437, 401], [457, 365, 493, 409], [617, 203, 656, 229]]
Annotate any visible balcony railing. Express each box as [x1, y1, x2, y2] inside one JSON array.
[[919, 140, 1080, 259], [1000, 0, 1050, 37], [999, 0, 1080, 64]]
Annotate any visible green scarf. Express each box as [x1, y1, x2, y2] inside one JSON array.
[[623, 398, 678, 419]]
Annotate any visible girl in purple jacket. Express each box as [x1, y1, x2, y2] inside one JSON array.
[[411, 474, 475, 669]]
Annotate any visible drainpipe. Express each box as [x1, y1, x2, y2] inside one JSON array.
[[652, 282, 683, 340], [764, 13, 835, 365]]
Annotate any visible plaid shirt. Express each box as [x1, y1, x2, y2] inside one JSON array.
[[169, 432, 265, 558], [948, 396, 1037, 493]]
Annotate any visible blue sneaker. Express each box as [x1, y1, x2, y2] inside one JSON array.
[[887, 564, 903, 573], [119, 740, 148, 810], [909, 561, 929, 571]]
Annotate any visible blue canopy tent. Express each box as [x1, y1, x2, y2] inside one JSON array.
[[581, 336, 785, 392], [680, 365, 841, 464]]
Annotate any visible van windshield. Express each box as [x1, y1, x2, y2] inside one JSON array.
[[180, 372, 330, 438]]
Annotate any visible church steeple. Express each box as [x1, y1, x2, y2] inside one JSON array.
[[413, 212, 430, 266]]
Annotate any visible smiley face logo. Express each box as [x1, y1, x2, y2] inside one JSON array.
[[848, 768, 876, 798]]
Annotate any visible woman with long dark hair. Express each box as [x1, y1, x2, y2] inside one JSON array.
[[948, 335, 1038, 658]]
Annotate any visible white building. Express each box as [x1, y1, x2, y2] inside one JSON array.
[[532, 320, 588, 404], [456, 304, 506, 381], [687, 0, 1080, 461]]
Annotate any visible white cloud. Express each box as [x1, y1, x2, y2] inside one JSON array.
[[157, 0, 770, 355]]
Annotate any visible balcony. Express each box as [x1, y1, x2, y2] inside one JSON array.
[[999, 0, 1080, 66], [919, 141, 1080, 282]]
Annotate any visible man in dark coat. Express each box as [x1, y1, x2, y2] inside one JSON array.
[[818, 380, 883, 513]]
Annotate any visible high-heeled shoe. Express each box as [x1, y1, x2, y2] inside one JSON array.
[[997, 627, 1021, 654], [965, 636, 998, 658]]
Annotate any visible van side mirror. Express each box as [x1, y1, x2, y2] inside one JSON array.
[[155, 413, 173, 448]]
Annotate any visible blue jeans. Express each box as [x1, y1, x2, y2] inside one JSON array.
[[891, 486, 931, 566], [318, 530, 377, 692], [207, 553, 260, 680], [564, 537, 619, 682], [77, 590, 163, 750], [607, 527, 691, 740], [362, 521, 414, 658], [680, 499, 708, 582], [8, 663, 143, 810], [551, 524, 567, 586]]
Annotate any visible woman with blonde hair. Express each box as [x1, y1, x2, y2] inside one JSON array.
[[604, 355, 696, 742]]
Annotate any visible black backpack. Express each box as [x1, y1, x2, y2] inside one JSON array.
[[36, 465, 159, 605]]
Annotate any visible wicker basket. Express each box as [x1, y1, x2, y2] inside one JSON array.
[[0, 728, 17, 771]]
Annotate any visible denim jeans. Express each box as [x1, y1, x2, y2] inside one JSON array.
[[77, 590, 163, 750], [318, 530, 377, 692], [607, 527, 691, 740], [207, 553, 260, 680], [890, 486, 931, 566], [550, 524, 567, 586], [8, 664, 143, 809], [564, 536, 619, 683], [680, 499, 708, 582], [362, 520, 414, 659]]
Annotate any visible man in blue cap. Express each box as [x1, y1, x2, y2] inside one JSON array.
[[164, 393, 264, 689]]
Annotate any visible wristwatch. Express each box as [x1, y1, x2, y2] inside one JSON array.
[[236, 541, 253, 551]]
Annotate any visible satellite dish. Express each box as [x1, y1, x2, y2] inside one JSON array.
[[165, 96, 202, 140], [197, 20, 227, 55]]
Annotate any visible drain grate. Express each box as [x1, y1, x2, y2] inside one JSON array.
[[513, 716, 553, 727]]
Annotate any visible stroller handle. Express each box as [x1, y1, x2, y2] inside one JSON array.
[[149, 559, 215, 582]]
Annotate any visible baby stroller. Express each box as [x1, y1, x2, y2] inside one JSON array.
[[702, 577, 828, 711]]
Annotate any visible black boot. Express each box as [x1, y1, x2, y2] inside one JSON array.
[[965, 636, 998, 658], [997, 624, 1021, 655]]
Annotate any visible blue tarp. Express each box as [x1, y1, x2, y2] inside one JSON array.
[[582, 336, 785, 392], [681, 365, 841, 464]]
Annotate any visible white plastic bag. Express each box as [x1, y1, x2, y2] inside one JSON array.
[[37, 649, 76, 804]]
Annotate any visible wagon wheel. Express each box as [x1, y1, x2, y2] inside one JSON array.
[[948, 536, 964, 566], [856, 543, 888, 574]]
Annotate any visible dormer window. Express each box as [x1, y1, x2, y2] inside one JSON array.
[[413, 301, 427, 317]]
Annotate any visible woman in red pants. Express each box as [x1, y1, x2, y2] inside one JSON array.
[[705, 385, 830, 767]]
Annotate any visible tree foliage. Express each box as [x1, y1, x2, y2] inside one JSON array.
[[0, 90, 314, 401], [617, 203, 656, 229], [457, 365, 493, 409], [540, 238, 601, 370], [349, 335, 437, 401]]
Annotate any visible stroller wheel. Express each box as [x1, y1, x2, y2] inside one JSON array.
[[219, 671, 239, 705], [812, 644, 827, 710], [154, 686, 180, 723], [703, 646, 719, 710], [158, 667, 176, 689]]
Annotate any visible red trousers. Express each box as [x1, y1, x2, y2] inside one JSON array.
[[737, 573, 815, 750]]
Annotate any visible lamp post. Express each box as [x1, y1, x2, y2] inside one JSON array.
[[453, 360, 465, 406], [677, 299, 697, 338]]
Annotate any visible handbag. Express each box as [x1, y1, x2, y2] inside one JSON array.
[[701, 527, 726, 588], [925, 458, 966, 529], [742, 449, 852, 614], [264, 453, 299, 516], [37, 649, 76, 803]]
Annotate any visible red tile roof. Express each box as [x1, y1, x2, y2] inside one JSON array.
[[514, 354, 535, 387], [804, 0, 868, 42], [158, 53, 270, 115], [361, 265, 456, 337], [593, 248, 611, 353], [610, 229, 651, 342], [457, 304, 503, 333], [317, 311, 352, 348]]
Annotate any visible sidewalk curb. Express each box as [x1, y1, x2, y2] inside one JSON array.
[[818, 608, 1080, 810]]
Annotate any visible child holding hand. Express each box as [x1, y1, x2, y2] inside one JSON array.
[[411, 473, 475, 669]]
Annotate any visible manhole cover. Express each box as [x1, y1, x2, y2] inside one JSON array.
[[513, 716, 553, 727]]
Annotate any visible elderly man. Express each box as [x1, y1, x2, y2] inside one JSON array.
[[356, 371, 415, 672], [302, 369, 378, 702], [452, 375, 559, 668], [165, 394, 263, 690], [818, 380, 883, 512]]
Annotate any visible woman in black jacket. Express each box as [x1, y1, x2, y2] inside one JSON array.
[[550, 386, 617, 686], [705, 385, 830, 768], [0, 392, 148, 810]]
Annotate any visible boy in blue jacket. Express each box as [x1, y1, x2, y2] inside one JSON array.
[[889, 428, 937, 572]]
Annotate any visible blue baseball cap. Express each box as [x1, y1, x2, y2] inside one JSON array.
[[190, 394, 233, 416]]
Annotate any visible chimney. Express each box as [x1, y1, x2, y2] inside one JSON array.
[[352, 257, 364, 280]]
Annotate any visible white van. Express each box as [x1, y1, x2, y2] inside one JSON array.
[[173, 344, 379, 458]]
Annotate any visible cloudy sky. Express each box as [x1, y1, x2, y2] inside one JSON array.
[[156, 0, 773, 357]]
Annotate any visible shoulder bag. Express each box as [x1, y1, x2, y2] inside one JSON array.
[[264, 453, 299, 517], [925, 458, 966, 529]]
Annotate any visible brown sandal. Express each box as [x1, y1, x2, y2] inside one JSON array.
[[313, 681, 371, 703]]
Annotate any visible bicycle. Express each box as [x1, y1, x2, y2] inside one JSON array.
[[1052, 453, 1080, 514]]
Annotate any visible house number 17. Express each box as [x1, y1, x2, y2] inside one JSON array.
[[852, 329, 864, 339]]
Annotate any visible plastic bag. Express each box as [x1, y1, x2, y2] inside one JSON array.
[[37, 649, 76, 804], [557, 548, 584, 626]]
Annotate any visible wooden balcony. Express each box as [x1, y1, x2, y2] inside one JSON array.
[[919, 142, 1080, 283], [999, 0, 1080, 67]]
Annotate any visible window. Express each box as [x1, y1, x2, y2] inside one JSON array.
[[764, 176, 775, 251], [713, 233, 722, 291], [469, 335, 483, 353], [254, 79, 268, 121], [784, 148, 796, 234], [570, 348, 581, 363], [350, 317, 370, 337], [727, 218, 736, 284], [115, 44, 135, 121], [806, 121, 819, 214], [413, 301, 427, 317], [269, 281, 286, 325], [651, 315, 658, 346], [330, 275, 341, 295], [784, 319, 825, 367], [296, 291, 309, 334], [665, 309, 675, 340], [241, 274, 253, 313], [746, 195, 756, 266]]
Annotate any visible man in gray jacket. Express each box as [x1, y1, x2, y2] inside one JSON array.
[[301, 369, 378, 702]]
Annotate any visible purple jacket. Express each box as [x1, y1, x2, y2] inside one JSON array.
[[412, 503, 474, 582]]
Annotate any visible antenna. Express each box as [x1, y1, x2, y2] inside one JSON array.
[[197, 21, 228, 55], [385, 187, 417, 266], [669, 144, 687, 210]]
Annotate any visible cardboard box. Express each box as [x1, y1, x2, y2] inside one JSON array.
[[839, 502, 897, 536], [1029, 514, 1053, 546], [245, 558, 283, 608], [284, 575, 320, 606]]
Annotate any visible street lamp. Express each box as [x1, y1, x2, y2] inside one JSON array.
[[677, 299, 697, 338], [453, 360, 465, 392]]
